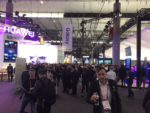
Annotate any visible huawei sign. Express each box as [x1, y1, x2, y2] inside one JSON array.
[[0, 25, 35, 37]]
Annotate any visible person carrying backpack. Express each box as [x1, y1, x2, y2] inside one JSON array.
[[32, 69, 56, 113]]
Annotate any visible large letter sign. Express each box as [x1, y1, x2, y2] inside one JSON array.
[[0, 25, 34, 37]]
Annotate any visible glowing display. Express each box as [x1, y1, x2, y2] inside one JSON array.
[[0, 25, 34, 37]]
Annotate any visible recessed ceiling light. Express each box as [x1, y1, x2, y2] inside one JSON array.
[[40, 0, 44, 4], [53, 20, 55, 23]]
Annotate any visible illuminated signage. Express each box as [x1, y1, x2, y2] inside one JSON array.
[[0, 25, 34, 37], [83, 56, 90, 58]]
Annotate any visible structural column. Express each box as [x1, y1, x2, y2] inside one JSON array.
[[5, 0, 13, 25], [112, 1, 121, 65], [57, 45, 64, 63], [136, 18, 141, 87]]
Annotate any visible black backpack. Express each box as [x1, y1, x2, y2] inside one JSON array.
[[39, 79, 56, 107]]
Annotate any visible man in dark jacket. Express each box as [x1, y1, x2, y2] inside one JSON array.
[[139, 65, 146, 91], [19, 69, 37, 113], [32, 69, 56, 113], [71, 65, 79, 95], [21, 65, 30, 84], [56, 66, 62, 86], [119, 65, 127, 88], [86, 66, 122, 113], [142, 85, 150, 113], [61, 65, 67, 92], [126, 68, 134, 98], [7, 64, 13, 82]]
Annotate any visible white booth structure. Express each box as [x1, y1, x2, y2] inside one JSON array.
[[0, 24, 64, 69]]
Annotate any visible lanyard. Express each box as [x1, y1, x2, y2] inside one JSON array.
[[29, 78, 37, 88], [100, 85, 108, 100]]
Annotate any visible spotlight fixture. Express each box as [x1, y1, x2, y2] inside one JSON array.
[[113, 8, 122, 17], [28, 18, 33, 24], [23, 14, 26, 18], [15, 11, 19, 16], [53, 20, 55, 23], [105, 25, 109, 29], [104, 28, 108, 33], [107, 21, 111, 25]]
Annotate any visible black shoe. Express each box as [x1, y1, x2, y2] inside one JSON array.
[[66, 90, 69, 93]]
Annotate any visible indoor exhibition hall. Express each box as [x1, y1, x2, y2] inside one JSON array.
[[0, 0, 150, 113]]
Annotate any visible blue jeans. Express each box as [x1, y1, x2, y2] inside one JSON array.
[[128, 82, 134, 96], [19, 95, 35, 113]]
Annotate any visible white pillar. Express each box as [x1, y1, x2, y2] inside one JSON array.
[[57, 45, 64, 63]]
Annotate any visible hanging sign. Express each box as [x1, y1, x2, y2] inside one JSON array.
[[62, 24, 73, 51], [0, 25, 34, 37]]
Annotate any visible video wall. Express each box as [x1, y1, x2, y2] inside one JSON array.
[[4, 40, 18, 62], [19, 44, 58, 63]]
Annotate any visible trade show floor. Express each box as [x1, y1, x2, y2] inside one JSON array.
[[0, 79, 147, 113], [117, 79, 149, 88]]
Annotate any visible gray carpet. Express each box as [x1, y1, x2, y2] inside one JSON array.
[[0, 80, 147, 113]]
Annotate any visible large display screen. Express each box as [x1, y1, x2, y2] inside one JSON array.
[[29, 56, 47, 64], [104, 60, 112, 64], [4, 40, 18, 62], [125, 58, 131, 69], [125, 46, 132, 56]]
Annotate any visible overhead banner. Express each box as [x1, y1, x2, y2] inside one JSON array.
[[14, 57, 26, 90], [62, 24, 73, 51]]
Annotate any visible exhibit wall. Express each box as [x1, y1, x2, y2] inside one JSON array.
[[105, 28, 150, 60], [19, 44, 58, 63], [0, 33, 19, 69]]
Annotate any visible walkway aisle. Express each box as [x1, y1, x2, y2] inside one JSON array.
[[0, 80, 146, 113]]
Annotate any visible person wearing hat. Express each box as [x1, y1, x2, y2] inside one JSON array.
[[71, 65, 79, 95]]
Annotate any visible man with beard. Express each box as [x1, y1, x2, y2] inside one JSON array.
[[86, 66, 122, 113]]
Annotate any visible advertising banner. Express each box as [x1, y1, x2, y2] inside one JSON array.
[[62, 24, 73, 51], [14, 57, 26, 90], [125, 58, 131, 69]]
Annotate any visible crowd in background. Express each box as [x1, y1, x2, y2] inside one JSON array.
[[5, 62, 150, 113]]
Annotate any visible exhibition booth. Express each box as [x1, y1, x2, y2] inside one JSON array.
[[105, 28, 150, 88], [0, 23, 60, 69]]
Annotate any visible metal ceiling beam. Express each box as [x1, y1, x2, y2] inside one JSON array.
[[64, 13, 136, 18]]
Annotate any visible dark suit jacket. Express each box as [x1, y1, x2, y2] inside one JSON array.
[[21, 70, 30, 84], [86, 80, 122, 113], [119, 67, 127, 79], [71, 70, 79, 83], [127, 72, 134, 84], [142, 86, 150, 113], [7, 66, 13, 73]]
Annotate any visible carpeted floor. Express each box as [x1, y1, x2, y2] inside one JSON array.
[[0, 79, 147, 113]]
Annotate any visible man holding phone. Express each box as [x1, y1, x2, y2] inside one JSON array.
[[86, 66, 122, 113]]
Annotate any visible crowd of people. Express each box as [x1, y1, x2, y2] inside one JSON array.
[[6, 62, 150, 113]]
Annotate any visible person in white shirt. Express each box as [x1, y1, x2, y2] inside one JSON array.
[[107, 66, 117, 81]]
